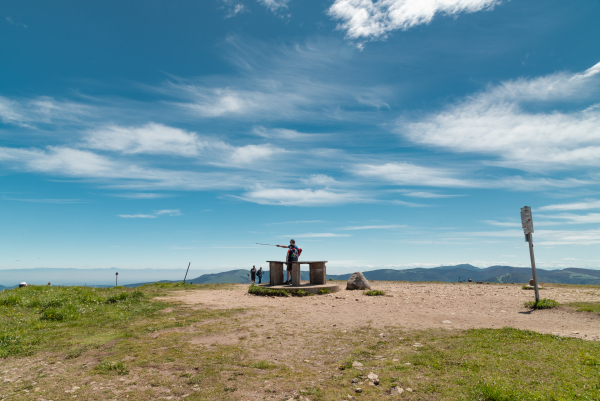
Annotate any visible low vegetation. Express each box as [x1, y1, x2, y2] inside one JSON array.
[[247, 284, 313, 297], [524, 298, 559, 309], [569, 301, 600, 314], [2, 284, 600, 400], [364, 290, 385, 296]]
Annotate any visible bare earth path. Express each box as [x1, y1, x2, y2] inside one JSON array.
[[165, 281, 600, 341]]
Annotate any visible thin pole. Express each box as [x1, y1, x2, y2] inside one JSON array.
[[528, 234, 540, 303], [183, 262, 191, 283]]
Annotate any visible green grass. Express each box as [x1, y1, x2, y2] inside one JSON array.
[[0, 283, 234, 358], [364, 290, 385, 296], [569, 302, 600, 314], [94, 360, 129, 375], [247, 284, 313, 297], [318, 288, 331, 295], [524, 298, 559, 309]]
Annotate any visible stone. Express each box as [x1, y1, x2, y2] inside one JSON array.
[[529, 279, 534, 285], [373, 379, 380, 385], [351, 378, 359, 383], [367, 373, 378, 381], [355, 388, 362, 393], [442, 320, 452, 324], [352, 361, 363, 367], [390, 387, 404, 395], [406, 387, 413, 392], [346, 272, 371, 290], [347, 396, 357, 401]]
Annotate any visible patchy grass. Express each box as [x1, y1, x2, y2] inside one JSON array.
[[0, 283, 237, 358], [364, 290, 385, 296], [318, 288, 331, 295], [248, 284, 314, 297], [569, 302, 600, 314], [2, 284, 600, 401], [524, 298, 559, 309]]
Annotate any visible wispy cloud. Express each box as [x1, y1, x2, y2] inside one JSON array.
[[112, 193, 172, 199], [397, 190, 464, 198], [258, 0, 290, 12], [538, 199, 600, 211], [281, 233, 351, 238], [401, 62, 600, 170], [118, 214, 157, 219], [3, 196, 84, 204], [5, 17, 27, 28], [328, 0, 500, 42], [238, 187, 366, 206], [266, 220, 326, 225], [222, 0, 247, 18], [354, 162, 478, 188], [342, 224, 406, 230], [119, 209, 182, 218]]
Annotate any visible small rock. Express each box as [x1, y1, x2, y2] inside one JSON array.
[[342, 330, 347, 333], [406, 387, 413, 392], [442, 320, 452, 324], [379, 333, 385, 337], [367, 372, 378, 381], [368, 381, 375, 386], [304, 360, 310, 363], [390, 387, 404, 395], [373, 379, 380, 385], [351, 378, 359, 383], [355, 388, 362, 393], [352, 361, 363, 367], [347, 396, 357, 401], [404, 362, 411, 365], [392, 358, 399, 362]]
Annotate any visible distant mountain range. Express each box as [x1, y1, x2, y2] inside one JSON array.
[[129, 264, 600, 286], [2, 265, 600, 289]]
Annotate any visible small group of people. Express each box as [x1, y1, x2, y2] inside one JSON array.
[[250, 265, 264, 284], [251, 239, 301, 285]]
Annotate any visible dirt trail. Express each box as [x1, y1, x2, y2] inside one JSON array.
[[165, 282, 600, 340]]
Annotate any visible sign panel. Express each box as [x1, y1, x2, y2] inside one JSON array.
[[520, 206, 534, 234]]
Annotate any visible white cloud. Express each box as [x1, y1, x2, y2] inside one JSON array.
[[154, 209, 183, 216], [112, 193, 172, 199], [398, 190, 463, 198], [536, 213, 600, 225], [461, 228, 600, 246], [5, 17, 27, 28], [118, 214, 157, 219], [328, 0, 499, 41], [300, 174, 338, 186], [538, 199, 600, 211], [223, 1, 247, 18], [401, 62, 600, 170], [258, 0, 289, 12], [229, 144, 279, 165], [266, 220, 325, 225], [85, 123, 204, 157], [252, 126, 328, 141], [282, 233, 351, 238], [342, 224, 406, 230], [3, 196, 84, 204], [355, 162, 477, 187], [0, 96, 89, 127], [239, 187, 364, 206]]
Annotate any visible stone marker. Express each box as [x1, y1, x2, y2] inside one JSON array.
[[346, 272, 371, 290], [352, 361, 363, 367], [529, 279, 534, 286]]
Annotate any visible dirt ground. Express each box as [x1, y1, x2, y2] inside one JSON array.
[[164, 281, 600, 341]]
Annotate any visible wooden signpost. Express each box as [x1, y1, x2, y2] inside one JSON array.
[[521, 206, 540, 303]]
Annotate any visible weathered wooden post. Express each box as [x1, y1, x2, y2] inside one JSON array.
[[521, 206, 540, 303]]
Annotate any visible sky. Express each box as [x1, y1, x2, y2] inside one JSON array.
[[1, 0, 600, 274]]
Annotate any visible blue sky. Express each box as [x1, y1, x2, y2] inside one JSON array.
[[1, 0, 600, 273]]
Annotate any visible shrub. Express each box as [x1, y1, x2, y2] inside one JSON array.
[[318, 288, 331, 295], [524, 299, 559, 310], [251, 361, 276, 369], [290, 289, 313, 297], [248, 285, 289, 297], [364, 290, 385, 296], [94, 361, 129, 375]]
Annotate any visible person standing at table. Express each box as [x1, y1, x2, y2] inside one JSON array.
[[256, 267, 264, 284], [276, 239, 301, 285], [250, 265, 257, 284]]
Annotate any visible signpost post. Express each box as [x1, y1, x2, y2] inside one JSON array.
[[520, 206, 539, 303], [115, 272, 118, 287]]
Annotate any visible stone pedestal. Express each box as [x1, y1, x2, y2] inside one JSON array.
[[291, 263, 301, 287], [269, 262, 284, 285], [309, 262, 326, 285]]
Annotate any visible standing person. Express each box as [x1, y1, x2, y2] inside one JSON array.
[[257, 267, 264, 284], [250, 265, 257, 284], [276, 239, 301, 285]]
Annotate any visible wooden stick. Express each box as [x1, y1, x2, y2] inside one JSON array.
[[183, 262, 191, 283]]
